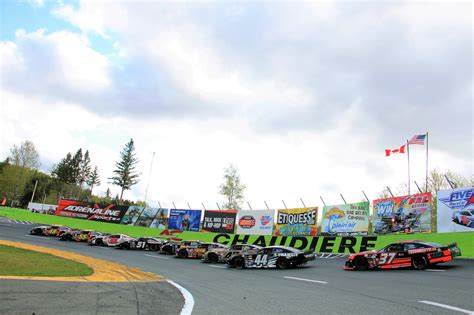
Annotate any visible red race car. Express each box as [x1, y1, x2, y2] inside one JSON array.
[[345, 240, 461, 271]]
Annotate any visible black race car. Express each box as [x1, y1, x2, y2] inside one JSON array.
[[116, 237, 164, 251], [227, 246, 315, 269], [344, 240, 461, 271]]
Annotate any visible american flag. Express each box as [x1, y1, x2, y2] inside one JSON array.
[[408, 134, 426, 145]]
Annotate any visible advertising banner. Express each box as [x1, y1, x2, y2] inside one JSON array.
[[321, 202, 369, 236], [28, 202, 57, 214], [202, 210, 237, 233], [54, 200, 128, 223], [120, 206, 145, 225], [437, 187, 474, 233], [372, 193, 432, 235], [274, 207, 317, 237], [135, 207, 160, 227], [149, 208, 169, 229], [168, 209, 202, 231], [236, 210, 274, 235]]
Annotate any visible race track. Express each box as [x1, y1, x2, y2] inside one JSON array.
[[1, 219, 473, 315]]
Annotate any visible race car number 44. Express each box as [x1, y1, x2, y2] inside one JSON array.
[[255, 254, 268, 266]]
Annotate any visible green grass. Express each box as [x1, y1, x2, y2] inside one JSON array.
[[0, 245, 93, 277]]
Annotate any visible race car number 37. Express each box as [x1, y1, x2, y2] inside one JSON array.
[[378, 253, 396, 264]]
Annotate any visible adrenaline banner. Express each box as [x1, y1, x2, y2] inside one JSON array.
[[202, 210, 237, 233], [321, 202, 370, 236], [168, 209, 202, 232], [236, 210, 274, 235], [54, 200, 128, 223], [274, 207, 317, 237], [437, 187, 474, 232], [372, 193, 432, 235]]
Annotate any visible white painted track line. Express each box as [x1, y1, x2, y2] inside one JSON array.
[[284, 276, 327, 284], [425, 269, 445, 272], [419, 301, 474, 314], [144, 254, 170, 260], [209, 265, 227, 269], [168, 280, 194, 315]]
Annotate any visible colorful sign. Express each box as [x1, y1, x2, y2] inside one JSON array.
[[235, 210, 274, 235], [274, 207, 317, 237], [120, 206, 145, 225], [135, 207, 160, 227], [168, 209, 202, 232], [372, 193, 432, 235], [202, 210, 237, 233], [149, 208, 169, 229], [54, 200, 128, 224], [437, 187, 474, 232], [321, 202, 369, 236]]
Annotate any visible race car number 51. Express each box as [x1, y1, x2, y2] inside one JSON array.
[[378, 253, 396, 264]]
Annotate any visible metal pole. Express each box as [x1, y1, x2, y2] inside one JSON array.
[[414, 181, 423, 193], [144, 152, 156, 204], [444, 175, 456, 189], [158, 201, 162, 209], [282, 200, 288, 209], [386, 186, 394, 198], [340, 194, 347, 204], [407, 139, 411, 195], [320, 196, 326, 206], [247, 201, 253, 210], [216, 202, 221, 210], [187, 202, 191, 210], [172, 202, 177, 209], [201, 202, 207, 211], [425, 132, 429, 192], [300, 198, 306, 208], [362, 190, 370, 204], [30, 180, 38, 203], [264, 200, 270, 210]]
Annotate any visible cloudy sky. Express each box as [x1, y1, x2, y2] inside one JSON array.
[[0, 0, 472, 211]]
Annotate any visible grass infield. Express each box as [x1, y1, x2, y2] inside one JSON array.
[[0, 245, 93, 277]]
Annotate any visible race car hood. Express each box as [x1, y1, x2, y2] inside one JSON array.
[[348, 250, 377, 259]]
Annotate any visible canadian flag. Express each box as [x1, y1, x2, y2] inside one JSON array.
[[385, 145, 406, 157]]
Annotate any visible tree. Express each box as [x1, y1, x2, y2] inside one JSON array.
[[219, 164, 246, 210], [9, 140, 40, 206], [78, 150, 91, 189], [109, 139, 140, 203], [51, 153, 75, 184], [87, 166, 101, 196]]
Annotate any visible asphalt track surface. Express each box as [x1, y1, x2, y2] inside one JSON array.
[[1, 220, 473, 315]]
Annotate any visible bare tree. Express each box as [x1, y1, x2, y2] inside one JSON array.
[[219, 164, 246, 210], [9, 140, 40, 206]]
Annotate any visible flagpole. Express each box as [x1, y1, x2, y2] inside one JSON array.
[[425, 132, 429, 192], [407, 140, 410, 195]]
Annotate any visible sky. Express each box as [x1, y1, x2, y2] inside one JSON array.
[[0, 0, 472, 212]]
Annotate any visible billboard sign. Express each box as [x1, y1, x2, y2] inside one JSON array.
[[274, 207, 317, 237], [321, 202, 370, 236], [54, 200, 128, 223], [202, 210, 237, 233], [437, 187, 474, 232], [168, 209, 202, 231], [135, 207, 160, 227], [372, 193, 432, 234], [235, 210, 274, 235], [120, 206, 145, 225], [149, 208, 169, 229]]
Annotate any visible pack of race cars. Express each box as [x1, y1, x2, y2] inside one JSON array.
[[29, 225, 461, 270]]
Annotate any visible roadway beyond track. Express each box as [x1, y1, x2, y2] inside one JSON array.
[[1, 219, 473, 315]]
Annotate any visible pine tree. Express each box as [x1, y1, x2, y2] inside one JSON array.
[[78, 150, 91, 189], [87, 166, 100, 196], [219, 164, 246, 210], [109, 139, 140, 203], [52, 153, 75, 184]]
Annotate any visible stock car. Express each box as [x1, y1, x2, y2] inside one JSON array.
[[344, 240, 461, 271], [202, 244, 262, 263], [160, 239, 190, 255], [60, 229, 99, 242], [30, 225, 72, 237], [227, 246, 316, 269], [452, 209, 474, 228], [116, 237, 165, 251], [175, 241, 229, 259]]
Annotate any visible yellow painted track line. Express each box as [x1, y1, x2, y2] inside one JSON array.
[[0, 240, 164, 282]]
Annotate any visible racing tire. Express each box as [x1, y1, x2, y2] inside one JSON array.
[[353, 257, 369, 271], [207, 253, 219, 264], [412, 255, 428, 270], [276, 258, 290, 269], [30, 228, 42, 235], [162, 246, 172, 255], [178, 249, 188, 259], [95, 239, 104, 246], [60, 234, 72, 241], [233, 257, 245, 269], [149, 244, 159, 251]]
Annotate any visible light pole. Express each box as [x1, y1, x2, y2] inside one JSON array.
[[144, 152, 155, 205]]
